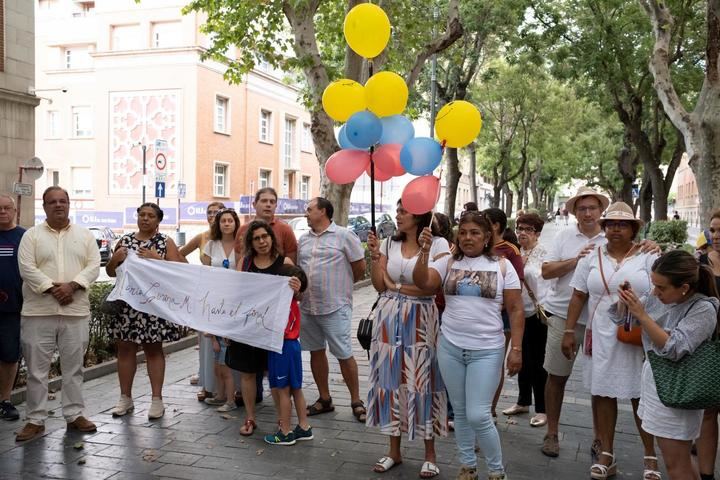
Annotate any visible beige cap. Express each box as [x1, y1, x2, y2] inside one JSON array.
[[566, 186, 610, 215]]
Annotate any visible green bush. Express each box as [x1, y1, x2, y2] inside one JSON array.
[[86, 282, 117, 366], [647, 220, 689, 251]]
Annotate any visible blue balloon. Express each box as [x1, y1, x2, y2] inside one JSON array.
[[346, 111, 383, 149], [400, 137, 443, 176], [337, 125, 363, 150], [379, 115, 415, 145]]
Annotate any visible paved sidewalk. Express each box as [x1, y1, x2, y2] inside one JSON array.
[[1, 285, 669, 479]]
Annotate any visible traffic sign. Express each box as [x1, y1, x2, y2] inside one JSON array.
[[155, 181, 166, 198], [154, 139, 168, 152], [177, 183, 186, 199], [12, 182, 32, 196], [155, 153, 167, 170], [155, 172, 167, 182]]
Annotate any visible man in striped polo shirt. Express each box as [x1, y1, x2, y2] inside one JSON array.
[[297, 197, 367, 422]]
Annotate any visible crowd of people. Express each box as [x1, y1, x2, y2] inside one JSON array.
[[1, 185, 719, 480]]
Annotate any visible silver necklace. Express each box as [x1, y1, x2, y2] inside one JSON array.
[[398, 244, 419, 284]]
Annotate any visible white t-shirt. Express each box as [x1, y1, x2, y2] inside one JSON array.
[[543, 226, 606, 324], [380, 237, 450, 284], [430, 254, 521, 350], [521, 244, 548, 317], [203, 239, 238, 269]]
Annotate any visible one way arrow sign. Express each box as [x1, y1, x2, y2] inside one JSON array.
[[155, 181, 166, 198]]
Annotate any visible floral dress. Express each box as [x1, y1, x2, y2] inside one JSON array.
[[107, 232, 183, 344]]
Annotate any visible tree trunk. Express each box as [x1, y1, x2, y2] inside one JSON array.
[[640, 0, 720, 223], [444, 148, 462, 221], [639, 170, 653, 223], [468, 143, 478, 205]]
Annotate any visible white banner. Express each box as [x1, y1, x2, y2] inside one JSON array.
[[107, 253, 293, 353]]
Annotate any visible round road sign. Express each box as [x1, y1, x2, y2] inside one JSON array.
[[155, 153, 167, 171]]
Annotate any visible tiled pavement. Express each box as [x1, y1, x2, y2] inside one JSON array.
[[0, 285, 687, 479]]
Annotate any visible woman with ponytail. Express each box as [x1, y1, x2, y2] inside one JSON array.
[[618, 250, 720, 480]]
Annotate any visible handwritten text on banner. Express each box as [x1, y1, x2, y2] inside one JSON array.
[[107, 253, 293, 353]]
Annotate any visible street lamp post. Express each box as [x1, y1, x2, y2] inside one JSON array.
[[141, 144, 148, 204]]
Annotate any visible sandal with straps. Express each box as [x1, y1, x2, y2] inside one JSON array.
[[643, 456, 662, 480], [239, 418, 256, 436], [351, 401, 367, 423], [590, 451, 617, 479], [307, 396, 335, 416]]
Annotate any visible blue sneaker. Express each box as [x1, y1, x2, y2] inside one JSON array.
[[264, 430, 296, 446], [293, 425, 313, 441]]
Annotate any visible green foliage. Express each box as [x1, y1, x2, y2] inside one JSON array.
[[647, 220, 689, 249], [87, 282, 117, 366]]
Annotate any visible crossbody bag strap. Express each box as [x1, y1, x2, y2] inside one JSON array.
[[523, 279, 540, 308], [598, 246, 611, 296]]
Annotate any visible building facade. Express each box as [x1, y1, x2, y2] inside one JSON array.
[[671, 154, 702, 227], [1, 0, 40, 227], [34, 0, 320, 230]]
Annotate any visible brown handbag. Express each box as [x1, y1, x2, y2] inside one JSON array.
[[598, 247, 643, 346]]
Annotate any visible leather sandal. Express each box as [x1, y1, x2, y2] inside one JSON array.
[[643, 456, 662, 480], [307, 396, 334, 416], [239, 418, 256, 436], [351, 401, 367, 422], [590, 451, 617, 479], [374, 456, 402, 473]]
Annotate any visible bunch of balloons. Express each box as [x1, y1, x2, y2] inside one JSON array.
[[322, 3, 482, 214]]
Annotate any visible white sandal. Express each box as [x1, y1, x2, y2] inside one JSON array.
[[590, 451, 617, 479], [374, 456, 401, 473], [643, 456, 662, 480], [419, 461, 440, 478]]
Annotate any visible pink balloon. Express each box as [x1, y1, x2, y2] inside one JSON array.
[[401, 175, 440, 214], [374, 144, 405, 176], [365, 161, 393, 181], [325, 149, 371, 185]]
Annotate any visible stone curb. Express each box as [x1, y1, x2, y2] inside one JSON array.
[[10, 334, 198, 405], [10, 280, 372, 405]]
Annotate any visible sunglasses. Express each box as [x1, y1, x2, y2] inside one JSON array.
[[603, 220, 632, 229]]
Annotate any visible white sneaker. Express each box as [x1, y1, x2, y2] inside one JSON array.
[[217, 403, 237, 413], [148, 397, 165, 419], [111, 395, 134, 417]]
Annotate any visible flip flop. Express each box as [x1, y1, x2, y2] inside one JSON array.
[[419, 461, 440, 478], [374, 456, 402, 473], [239, 418, 256, 436]]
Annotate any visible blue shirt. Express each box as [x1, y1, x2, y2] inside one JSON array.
[[0, 226, 26, 313]]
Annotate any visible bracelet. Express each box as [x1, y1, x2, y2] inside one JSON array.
[[563, 329, 575, 334], [511, 346, 522, 352]]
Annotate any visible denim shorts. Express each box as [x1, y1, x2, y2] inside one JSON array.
[[213, 337, 228, 366], [299, 305, 353, 360], [0, 312, 21, 363]]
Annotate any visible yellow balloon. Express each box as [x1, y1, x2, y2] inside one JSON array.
[[365, 71, 408, 117], [435, 101, 483, 148], [343, 3, 391, 59], [322, 79, 367, 122]]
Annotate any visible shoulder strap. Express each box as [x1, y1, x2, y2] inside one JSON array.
[[598, 246, 611, 296], [523, 278, 539, 307], [241, 255, 252, 272], [499, 257, 507, 277]]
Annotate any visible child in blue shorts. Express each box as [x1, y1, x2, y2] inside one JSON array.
[[264, 265, 313, 446]]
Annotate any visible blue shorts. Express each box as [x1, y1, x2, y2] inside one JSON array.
[[268, 339, 302, 390], [213, 337, 228, 366], [0, 312, 21, 363]]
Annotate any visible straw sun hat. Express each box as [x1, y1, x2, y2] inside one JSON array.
[[565, 186, 611, 215], [598, 202, 644, 228]]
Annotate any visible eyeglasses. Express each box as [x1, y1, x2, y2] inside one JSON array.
[[604, 220, 632, 229], [222, 259, 230, 269], [252, 233, 271, 242], [576, 206, 600, 213], [515, 226, 535, 233]]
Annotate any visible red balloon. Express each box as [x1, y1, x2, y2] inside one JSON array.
[[401, 175, 440, 214], [374, 144, 405, 176], [325, 149, 371, 185], [365, 161, 393, 181]]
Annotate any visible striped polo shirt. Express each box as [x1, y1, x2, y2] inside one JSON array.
[[298, 222, 365, 316]]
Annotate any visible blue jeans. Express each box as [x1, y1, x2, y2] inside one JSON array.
[[438, 335, 505, 473]]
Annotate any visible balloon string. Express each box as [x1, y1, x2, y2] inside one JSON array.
[[369, 59, 374, 78]]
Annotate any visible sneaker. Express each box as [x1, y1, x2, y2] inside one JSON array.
[[0, 400, 20, 421], [111, 395, 134, 417], [293, 424, 314, 441], [148, 397, 165, 420], [15, 422, 45, 442], [67, 416, 97, 432], [217, 403, 237, 413], [204, 397, 227, 406], [456, 466, 478, 480], [264, 429, 296, 446]]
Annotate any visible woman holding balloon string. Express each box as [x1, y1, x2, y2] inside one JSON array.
[[366, 200, 451, 478]]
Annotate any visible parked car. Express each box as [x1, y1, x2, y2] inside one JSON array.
[[375, 213, 397, 239], [88, 226, 117, 265], [288, 217, 311, 241], [347, 215, 372, 242]]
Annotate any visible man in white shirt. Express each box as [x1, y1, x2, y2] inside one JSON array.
[[15, 187, 100, 442], [540, 187, 608, 457]]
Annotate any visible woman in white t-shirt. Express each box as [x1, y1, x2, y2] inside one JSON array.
[[366, 202, 450, 478], [413, 211, 524, 480], [200, 208, 240, 413]]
